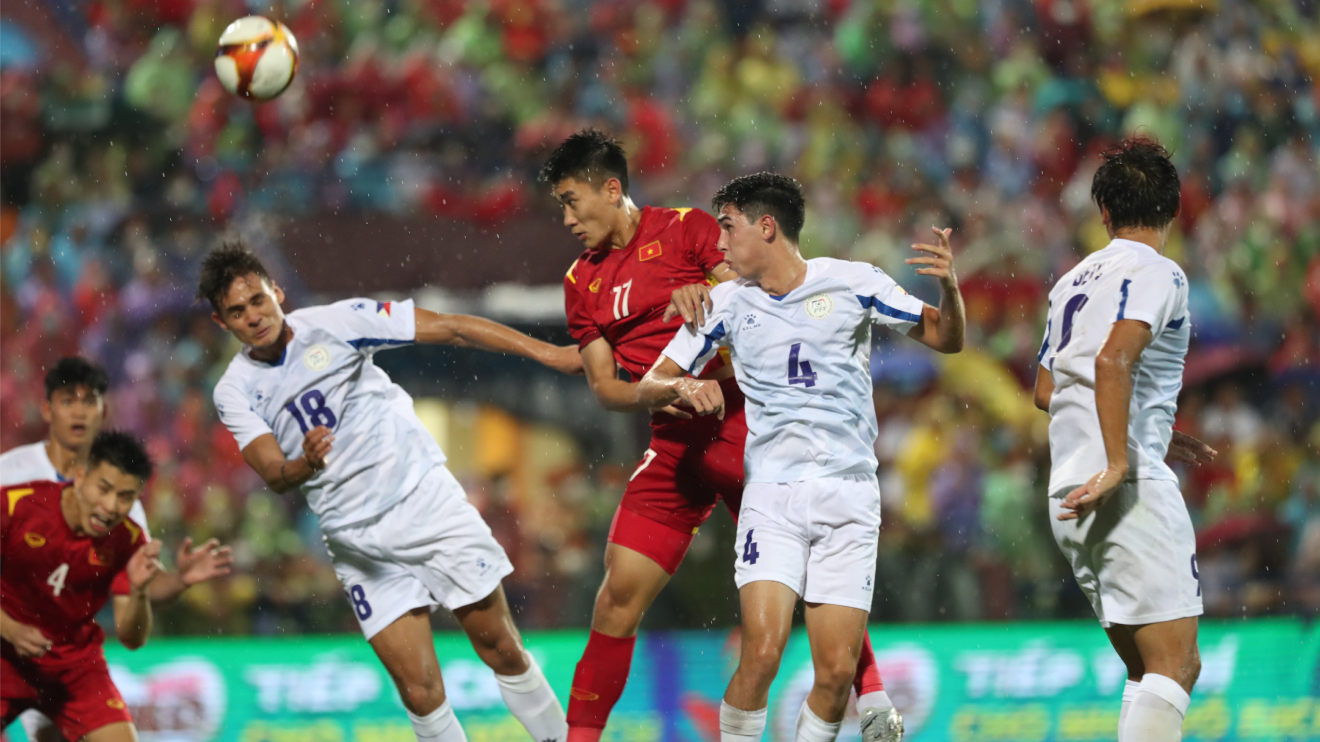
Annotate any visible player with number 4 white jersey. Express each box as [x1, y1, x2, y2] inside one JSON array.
[[640, 173, 965, 742], [202, 243, 580, 742]]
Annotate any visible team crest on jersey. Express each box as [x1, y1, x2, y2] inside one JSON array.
[[304, 344, 331, 371], [376, 301, 392, 317], [805, 293, 834, 319], [589, 278, 602, 293], [639, 241, 663, 261], [24, 532, 45, 548], [89, 547, 112, 566], [106, 699, 126, 710]]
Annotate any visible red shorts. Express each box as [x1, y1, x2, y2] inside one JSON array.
[[609, 378, 748, 574], [1, 647, 132, 740]]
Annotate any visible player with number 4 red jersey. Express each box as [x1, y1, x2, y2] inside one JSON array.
[[2, 432, 161, 742], [542, 130, 894, 741]]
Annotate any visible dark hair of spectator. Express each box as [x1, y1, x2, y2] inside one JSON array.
[[45, 357, 109, 401], [197, 241, 272, 312], [87, 430, 154, 483], [711, 172, 807, 243], [538, 129, 630, 195], [1091, 137, 1181, 232]]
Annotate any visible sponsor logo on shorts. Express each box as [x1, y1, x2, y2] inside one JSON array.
[[304, 344, 331, 371], [805, 293, 834, 319], [106, 699, 126, 709], [24, 532, 46, 548], [864, 574, 873, 593], [570, 688, 600, 701]]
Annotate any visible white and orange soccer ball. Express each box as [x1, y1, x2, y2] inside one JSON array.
[[214, 16, 299, 102]]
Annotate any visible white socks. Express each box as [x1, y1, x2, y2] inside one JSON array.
[[1123, 674, 1190, 742], [857, 690, 895, 713], [720, 701, 768, 742], [795, 701, 842, 742], [495, 652, 568, 742], [1118, 679, 1140, 741], [409, 699, 466, 742]]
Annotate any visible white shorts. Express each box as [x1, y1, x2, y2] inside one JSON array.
[[1049, 478, 1203, 628], [735, 473, 880, 612], [325, 466, 513, 640]]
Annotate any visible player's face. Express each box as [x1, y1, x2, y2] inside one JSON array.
[[553, 177, 623, 250], [70, 461, 143, 537], [42, 385, 104, 450], [716, 205, 770, 280], [212, 273, 287, 349]]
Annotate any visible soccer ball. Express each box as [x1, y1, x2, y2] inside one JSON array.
[[214, 16, 299, 102]]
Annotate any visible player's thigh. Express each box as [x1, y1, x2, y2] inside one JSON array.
[[606, 504, 695, 578], [803, 601, 870, 684], [452, 584, 529, 674], [369, 606, 445, 695], [735, 482, 810, 597], [51, 656, 132, 742], [76, 721, 137, 742], [2, 657, 41, 729], [803, 475, 880, 612], [1130, 616, 1200, 685], [737, 580, 799, 667], [622, 437, 720, 534]]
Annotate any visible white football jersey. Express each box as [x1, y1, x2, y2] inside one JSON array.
[[1039, 238, 1190, 493], [214, 299, 446, 532], [662, 258, 926, 483], [0, 441, 151, 533]]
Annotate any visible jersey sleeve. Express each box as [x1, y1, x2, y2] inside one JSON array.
[[320, 299, 417, 355], [214, 380, 274, 451], [111, 514, 150, 595], [681, 208, 725, 273], [1116, 260, 1184, 332], [660, 287, 735, 375], [564, 264, 603, 350], [851, 264, 926, 333]]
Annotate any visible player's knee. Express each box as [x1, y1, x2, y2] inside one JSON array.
[[811, 652, 857, 696], [1181, 646, 1202, 689], [481, 633, 527, 676], [741, 638, 786, 682], [399, 680, 446, 716], [595, 580, 644, 625]]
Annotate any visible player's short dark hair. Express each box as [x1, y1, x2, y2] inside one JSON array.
[[711, 172, 807, 243], [45, 357, 109, 400], [538, 129, 630, 195], [197, 241, 272, 312], [87, 430, 153, 483], [1091, 137, 1181, 232]]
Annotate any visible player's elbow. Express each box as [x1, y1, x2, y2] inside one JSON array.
[[116, 626, 148, 650], [939, 333, 964, 354], [1093, 349, 1130, 379]]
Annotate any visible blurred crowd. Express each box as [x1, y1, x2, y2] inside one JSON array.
[[1, 0, 1318, 633]]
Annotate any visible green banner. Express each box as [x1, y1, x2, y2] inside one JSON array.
[[7, 620, 1316, 741]]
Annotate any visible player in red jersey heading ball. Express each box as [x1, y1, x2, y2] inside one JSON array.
[[2, 431, 162, 742], [542, 131, 898, 741]]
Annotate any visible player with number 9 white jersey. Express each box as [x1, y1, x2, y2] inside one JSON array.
[[1039, 237, 1202, 628]]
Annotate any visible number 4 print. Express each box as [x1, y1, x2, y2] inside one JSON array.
[[742, 530, 760, 564], [787, 343, 817, 387]]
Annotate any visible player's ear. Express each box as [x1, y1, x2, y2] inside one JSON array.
[[272, 282, 286, 305], [604, 177, 622, 206], [760, 214, 777, 243], [40, 397, 52, 425], [211, 311, 229, 331]]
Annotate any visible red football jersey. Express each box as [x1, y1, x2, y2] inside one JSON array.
[[564, 205, 725, 384], [0, 481, 147, 668]]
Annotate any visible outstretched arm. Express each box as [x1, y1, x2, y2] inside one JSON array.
[[905, 227, 966, 354], [146, 538, 235, 603], [1058, 319, 1152, 521], [114, 541, 163, 649], [414, 308, 582, 375], [637, 356, 725, 419]]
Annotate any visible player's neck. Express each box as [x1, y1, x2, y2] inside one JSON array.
[[755, 249, 809, 297], [1112, 226, 1169, 254], [59, 485, 87, 535], [608, 198, 643, 250], [249, 321, 294, 363], [45, 437, 85, 481]]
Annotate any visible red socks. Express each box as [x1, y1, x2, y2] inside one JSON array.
[[854, 632, 885, 696], [567, 630, 637, 741]]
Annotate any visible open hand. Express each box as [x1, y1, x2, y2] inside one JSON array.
[[1166, 431, 1217, 468], [303, 426, 334, 471], [126, 540, 165, 594], [176, 538, 235, 586], [664, 283, 714, 329], [907, 226, 957, 286], [1058, 466, 1126, 521]]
